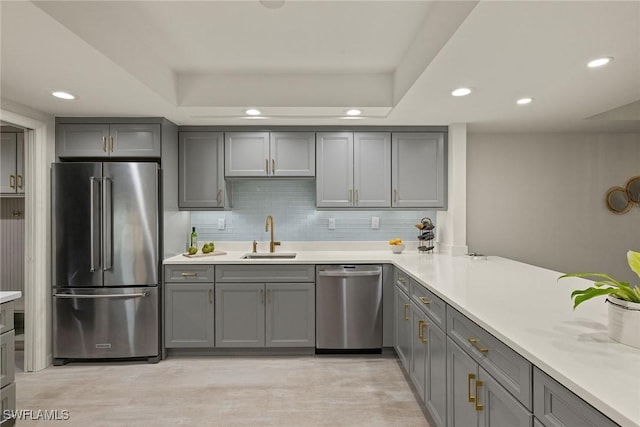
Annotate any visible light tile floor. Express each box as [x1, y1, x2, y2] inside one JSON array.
[[15, 354, 432, 427]]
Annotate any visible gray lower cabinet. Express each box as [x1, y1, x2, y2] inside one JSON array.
[[447, 338, 532, 427], [394, 284, 411, 369], [178, 132, 226, 209], [165, 283, 215, 347], [215, 282, 315, 348], [0, 301, 16, 426], [164, 265, 215, 348], [533, 367, 618, 427], [56, 123, 161, 158]]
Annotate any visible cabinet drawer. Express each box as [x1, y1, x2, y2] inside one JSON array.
[[216, 265, 315, 283], [0, 303, 14, 335], [394, 269, 410, 294], [410, 280, 445, 331], [164, 265, 215, 283], [0, 330, 15, 389], [533, 367, 618, 427], [447, 306, 532, 410]]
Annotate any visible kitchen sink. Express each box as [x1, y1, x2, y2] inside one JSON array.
[[241, 252, 297, 259]]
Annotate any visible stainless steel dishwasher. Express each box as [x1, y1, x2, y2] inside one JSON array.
[[316, 265, 382, 353]]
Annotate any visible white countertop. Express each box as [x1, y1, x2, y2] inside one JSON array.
[[164, 250, 640, 427], [0, 291, 22, 304]]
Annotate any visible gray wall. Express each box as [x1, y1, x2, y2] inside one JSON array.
[[467, 132, 640, 283]]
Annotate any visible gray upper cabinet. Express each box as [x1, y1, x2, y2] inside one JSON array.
[[316, 132, 391, 208], [224, 131, 315, 178], [392, 133, 446, 208], [178, 132, 226, 209], [56, 123, 161, 159], [1, 132, 24, 195]]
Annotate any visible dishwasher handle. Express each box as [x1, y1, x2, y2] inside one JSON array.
[[318, 269, 381, 278]]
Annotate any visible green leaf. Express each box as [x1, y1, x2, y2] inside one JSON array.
[[627, 250, 640, 279], [558, 272, 624, 287], [572, 288, 617, 309]]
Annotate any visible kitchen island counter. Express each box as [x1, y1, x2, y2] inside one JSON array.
[[164, 250, 640, 427]]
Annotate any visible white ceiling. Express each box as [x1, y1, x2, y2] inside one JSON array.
[[1, 0, 639, 132]]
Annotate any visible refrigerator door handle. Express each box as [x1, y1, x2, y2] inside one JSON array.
[[89, 176, 98, 272], [53, 292, 151, 299], [102, 177, 113, 271]]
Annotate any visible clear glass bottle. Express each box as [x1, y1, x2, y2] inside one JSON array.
[[190, 227, 198, 248]]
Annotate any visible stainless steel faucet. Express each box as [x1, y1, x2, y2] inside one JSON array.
[[265, 215, 281, 253]]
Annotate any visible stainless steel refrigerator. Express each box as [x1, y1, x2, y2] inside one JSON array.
[[52, 162, 160, 364]]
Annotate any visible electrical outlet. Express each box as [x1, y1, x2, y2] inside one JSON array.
[[328, 218, 336, 230], [218, 218, 225, 230], [371, 216, 380, 229]]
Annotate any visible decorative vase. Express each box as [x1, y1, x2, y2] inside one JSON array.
[[607, 297, 640, 349]]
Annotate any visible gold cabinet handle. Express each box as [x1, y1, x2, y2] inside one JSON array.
[[397, 277, 406, 286], [475, 380, 484, 411], [260, 289, 264, 304], [355, 189, 358, 204], [109, 135, 114, 152], [467, 373, 476, 403], [404, 303, 409, 320], [266, 289, 271, 304], [180, 272, 197, 277], [9, 175, 16, 189], [419, 296, 431, 305], [419, 320, 428, 343], [349, 189, 353, 204], [393, 189, 397, 203], [17, 175, 23, 189], [208, 289, 213, 304], [217, 189, 222, 205], [102, 136, 107, 152], [265, 159, 269, 174], [468, 338, 488, 354], [272, 159, 275, 174]]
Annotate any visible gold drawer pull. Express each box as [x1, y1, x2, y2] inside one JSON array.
[[102, 136, 107, 152], [404, 303, 409, 320], [419, 320, 428, 343], [419, 296, 431, 305], [109, 135, 114, 152], [9, 175, 15, 189], [475, 380, 484, 411], [468, 338, 488, 354], [397, 278, 406, 285], [467, 373, 476, 402], [180, 272, 197, 277], [208, 289, 213, 304]]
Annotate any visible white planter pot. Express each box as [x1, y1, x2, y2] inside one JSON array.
[[607, 297, 640, 349]]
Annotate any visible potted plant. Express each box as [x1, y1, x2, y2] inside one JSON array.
[[559, 250, 640, 349]]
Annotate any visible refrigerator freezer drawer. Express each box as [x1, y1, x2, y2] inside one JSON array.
[[53, 287, 158, 359]]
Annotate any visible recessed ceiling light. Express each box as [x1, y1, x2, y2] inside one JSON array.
[[516, 97, 533, 105], [52, 91, 76, 100], [346, 109, 361, 116], [451, 87, 472, 97], [245, 109, 261, 116], [587, 57, 613, 68]]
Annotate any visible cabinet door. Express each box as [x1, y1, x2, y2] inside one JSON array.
[[266, 283, 315, 347], [426, 323, 447, 427], [164, 284, 215, 348], [215, 283, 265, 347], [478, 367, 532, 427], [270, 132, 315, 177], [15, 133, 24, 194], [447, 338, 479, 427], [354, 132, 391, 207], [224, 132, 270, 177], [109, 124, 161, 158], [0, 133, 17, 193], [392, 133, 446, 208], [394, 285, 411, 370], [0, 330, 15, 389], [179, 132, 225, 209], [316, 132, 354, 207], [410, 303, 427, 401], [56, 124, 110, 158]]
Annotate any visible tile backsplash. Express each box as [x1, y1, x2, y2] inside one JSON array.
[[191, 180, 435, 243]]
